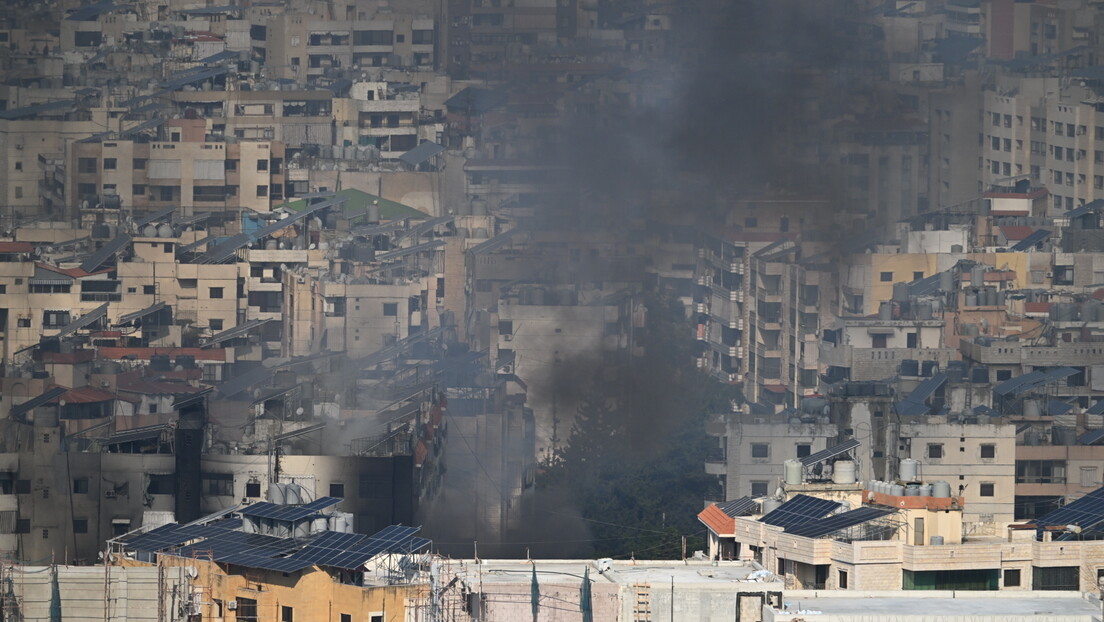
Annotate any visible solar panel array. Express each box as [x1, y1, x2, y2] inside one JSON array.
[[786, 507, 895, 538], [1032, 487, 1104, 530], [800, 439, 860, 466], [717, 497, 757, 517], [284, 525, 427, 570], [1080, 429, 1104, 446], [760, 495, 842, 528], [239, 497, 342, 521], [124, 519, 242, 552]]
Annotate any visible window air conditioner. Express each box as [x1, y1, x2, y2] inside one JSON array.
[[227, 601, 238, 611]]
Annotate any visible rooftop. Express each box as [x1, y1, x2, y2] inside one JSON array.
[[768, 591, 1097, 620], [466, 559, 774, 586]]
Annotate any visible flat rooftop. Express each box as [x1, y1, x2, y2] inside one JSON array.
[[451, 559, 777, 587], [768, 591, 1098, 621]]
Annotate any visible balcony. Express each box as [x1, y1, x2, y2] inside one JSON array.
[[706, 250, 744, 274], [246, 307, 282, 321], [246, 249, 308, 264], [248, 277, 283, 292]]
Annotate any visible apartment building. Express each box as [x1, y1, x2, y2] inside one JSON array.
[[68, 117, 285, 220], [264, 11, 436, 82]]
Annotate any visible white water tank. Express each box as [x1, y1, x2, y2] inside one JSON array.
[[285, 483, 302, 505], [929, 535, 945, 546], [832, 460, 856, 484], [891, 484, 906, 496], [918, 483, 932, 497], [268, 482, 286, 505], [900, 458, 920, 482], [311, 517, 329, 534], [761, 498, 782, 514], [931, 481, 952, 498], [784, 459, 804, 485]]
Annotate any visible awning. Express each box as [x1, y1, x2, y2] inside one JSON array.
[[11, 387, 69, 418], [49, 303, 110, 341], [202, 318, 274, 348]]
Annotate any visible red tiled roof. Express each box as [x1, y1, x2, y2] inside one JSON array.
[[0, 242, 33, 253], [96, 347, 226, 362], [39, 350, 96, 364], [35, 262, 111, 279], [999, 226, 1034, 241], [697, 504, 735, 536], [990, 210, 1029, 217], [117, 372, 205, 395], [762, 384, 787, 394], [1025, 302, 1051, 313], [1093, 289, 1104, 301], [47, 385, 137, 404]]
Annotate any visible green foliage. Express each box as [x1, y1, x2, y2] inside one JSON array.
[[537, 293, 743, 559]]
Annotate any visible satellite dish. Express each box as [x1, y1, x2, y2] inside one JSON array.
[[295, 407, 304, 416]]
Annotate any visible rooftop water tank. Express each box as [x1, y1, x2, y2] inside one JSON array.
[[784, 459, 803, 486], [761, 498, 782, 514], [931, 481, 952, 498], [285, 483, 302, 505], [900, 359, 919, 377], [900, 458, 920, 482], [268, 482, 286, 505], [832, 460, 857, 484]]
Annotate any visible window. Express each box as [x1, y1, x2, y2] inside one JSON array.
[[14, 519, 29, 534], [42, 310, 71, 328], [370, 616, 383, 622], [1004, 568, 1021, 587], [329, 483, 345, 498], [498, 320, 513, 336], [147, 475, 174, 495], [203, 473, 233, 496], [839, 569, 848, 589], [209, 319, 223, 331], [750, 481, 769, 496], [236, 597, 259, 622], [341, 615, 352, 622], [209, 287, 223, 299], [1016, 460, 1066, 484], [383, 302, 398, 316], [745, 217, 758, 228], [103, 158, 117, 170], [15, 480, 29, 495], [180, 278, 197, 289], [13, 187, 21, 199], [796, 444, 811, 458], [872, 334, 887, 349], [14, 161, 21, 171], [257, 159, 268, 171], [880, 271, 893, 282], [73, 519, 88, 534], [245, 481, 261, 498], [927, 443, 944, 459], [142, 285, 156, 295], [17, 318, 29, 328], [72, 478, 88, 494], [751, 443, 769, 458], [148, 403, 157, 414], [1081, 466, 1098, 487], [980, 444, 995, 459], [281, 606, 294, 622], [78, 157, 97, 174], [133, 158, 146, 170], [980, 482, 994, 497], [256, 185, 268, 197], [225, 159, 237, 171]]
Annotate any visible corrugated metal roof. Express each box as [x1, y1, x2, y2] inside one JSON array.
[[398, 141, 445, 167], [0, 100, 74, 120], [10, 387, 68, 418], [80, 234, 131, 272], [50, 303, 109, 340], [116, 302, 168, 326], [1010, 229, 1050, 251], [202, 318, 273, 348]]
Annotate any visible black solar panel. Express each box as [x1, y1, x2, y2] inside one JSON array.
[[239, 497, 342, 521], [287, 531, 369, 564], [761, 495, 842, 528], [800, 439, 860, 466], [125, 518, 244, 552], [717, 497, 757, 517], [289, 525, 423, 570], [785, 507, 895, 538], [1080, 429, 1104, 446], [1033, 487, 1104, 530]]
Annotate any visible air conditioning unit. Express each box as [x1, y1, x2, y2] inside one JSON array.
[[227, 601, 238, 611], [105, 490, 117, 499], [503, 334, 512, 342]]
